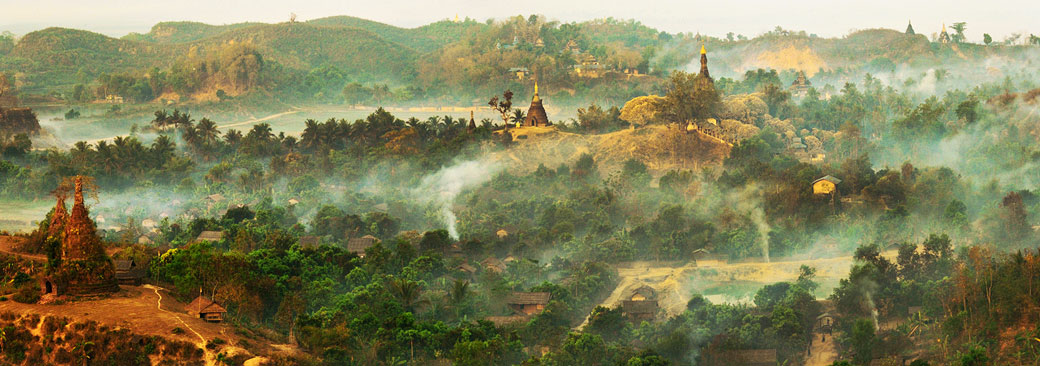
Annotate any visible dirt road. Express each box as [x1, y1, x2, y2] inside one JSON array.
[[805, 331, 839, 366]]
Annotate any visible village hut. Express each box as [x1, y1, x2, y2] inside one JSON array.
[[114, 258, 147, 285], [481, 257, 507, 273], [507, 292, 551, 315], [622, 300, 659, 322], [194, 231, 224, 244], [187, 296, 227, 322], [347, 235, 379, 257], [812, 175, 841, 195]]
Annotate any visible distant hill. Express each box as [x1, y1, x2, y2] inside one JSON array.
[[306, 16, 481, 53], [122, 21, 264, 43], [2, 16, 1036, 102], [196, 23, 419, 79], [6, 27, 177, 92]]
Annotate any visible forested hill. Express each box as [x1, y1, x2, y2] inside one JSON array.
[[2, 17, 1037, 102], [122, 21, 265, 43]]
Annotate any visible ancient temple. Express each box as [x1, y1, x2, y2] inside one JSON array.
[[938, 24, 951, 44], [905, 20, 915, 35], [63, 177, 107, 260], [522, 82, 550, 127], [45, 195, 68, 240], [698, 44, 711, 81], [41, 176, 119, 297], [789, 70, 812, 98], [468, 110, 477, 131]]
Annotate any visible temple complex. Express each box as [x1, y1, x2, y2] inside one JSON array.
[[522, 82, 550, 127]]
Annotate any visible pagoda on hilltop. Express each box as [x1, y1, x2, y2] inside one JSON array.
[[522, 82, 550, 127], [938, 23, 951, 44], [40, 176, 119, 297], [905, 20, 915, 35], [698, 44, 712, 82]]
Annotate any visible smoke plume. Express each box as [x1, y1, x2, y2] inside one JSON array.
[[416, 159, 501, 240]]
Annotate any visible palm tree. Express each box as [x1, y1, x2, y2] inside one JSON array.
[[196, 118, 221, 145], [151, 110, 169, 130], [511, 108, 526, 126], [388, 277, 427, 313], [450, 279, 471, 319]]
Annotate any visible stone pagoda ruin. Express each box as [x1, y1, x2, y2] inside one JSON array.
[[40, 176, 119, 296]]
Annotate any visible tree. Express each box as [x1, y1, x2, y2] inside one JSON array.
[[664, 71, 720, 127], [488, 90, 514, 128], [850, 318, 875, 365], [950, 22, 967, 43], [276, 292, 307, 342], [619, 95, 665, 127], [983, 33, 992, 45]]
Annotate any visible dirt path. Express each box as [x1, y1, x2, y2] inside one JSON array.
[[805, 331, 839, 366], [0, 285, 232, 365], [145, 285, 206, 344], [0, 236, 46, 261], [214, 108, 302, 130]]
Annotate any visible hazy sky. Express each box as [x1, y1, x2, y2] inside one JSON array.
[[1, 0, 1037, 43]]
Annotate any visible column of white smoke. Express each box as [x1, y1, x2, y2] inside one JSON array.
[[417, 160, 500, 240]]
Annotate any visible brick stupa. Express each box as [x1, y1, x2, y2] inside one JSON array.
[[42, 176, 119, 296], [45, 195, 68, 240]]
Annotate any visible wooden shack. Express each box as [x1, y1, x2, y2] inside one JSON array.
[[347, 235, 379, 258], [187, 296, 227, 323], [114, 258, 147, 285], [194, 231, 224, 244], [507, 292, 551, 315], [622, 300, 659, 322], [812, 175, 841, 195]]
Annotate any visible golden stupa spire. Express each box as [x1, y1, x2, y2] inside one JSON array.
[[533, 82, 540, 102], [942, 23, 946, 32], [700, 44, 706, 55]]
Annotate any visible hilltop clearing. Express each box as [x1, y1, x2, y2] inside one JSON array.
[[494, 124, 731, 174]]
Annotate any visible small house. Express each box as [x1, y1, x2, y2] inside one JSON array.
[[456, 263, 477, 275], [622, 300, 659, 322], [629, 285, 656, 301], [507, 292, 551, 315], [347, 235, 379, 258], [817, 312, 835, 333], [507, 67, 530, 81], [194, 231, 224, 244], [114, 258, 147, 285], [187, 296, 227, 323], [812, 175, 841, 195], [481, 257, 507, 273]]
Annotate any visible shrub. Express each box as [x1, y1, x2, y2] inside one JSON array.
[[12, 282, 41, 304]]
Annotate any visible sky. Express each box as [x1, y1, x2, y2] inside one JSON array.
[[1, 0, 1037, 43]]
